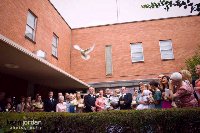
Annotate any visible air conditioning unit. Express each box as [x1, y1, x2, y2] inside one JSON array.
[[34, 50, 46, 59]]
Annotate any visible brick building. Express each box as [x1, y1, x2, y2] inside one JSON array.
[[0, 0, 200, 97], [71, 16, 200, 89], [0, 0, 89, 98]]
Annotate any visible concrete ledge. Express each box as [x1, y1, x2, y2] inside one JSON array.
[[89, 79, 158, 88]]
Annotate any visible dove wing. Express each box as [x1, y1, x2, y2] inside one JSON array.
[[85, 44, 95, 55], [74, 45, 83, 51]]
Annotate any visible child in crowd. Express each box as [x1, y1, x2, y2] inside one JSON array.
[[136, 89, 152, 110]]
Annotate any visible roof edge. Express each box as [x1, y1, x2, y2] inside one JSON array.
[[72, 15, 199, 30], [0, 34, 89, 88], [48, 0, 72, 30]]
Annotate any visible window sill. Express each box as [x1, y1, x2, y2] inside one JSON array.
[[120, 75, 128, 77], [25, 35, 36, 44], [132, 61, 144, 64], [52, 54, 58, 60], [106, 75, 112, 78], [161, 58, 175, 61]]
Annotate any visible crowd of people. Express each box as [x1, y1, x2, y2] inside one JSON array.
[[0, 65, 200, 113]]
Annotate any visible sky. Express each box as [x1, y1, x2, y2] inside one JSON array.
[[50, 0, 199, 29]]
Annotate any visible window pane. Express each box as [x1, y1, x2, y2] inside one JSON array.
[[52, 46, 57, 57], [160, 40, 171, 45], [131, 43, 144, 62], [52, 36, 58, 47], [132, 53, 144, 62], [161, 50, 174, 59], [52, 46, 57, 52], [131, 44, 142, 53], [161, 50, 173, 55], [131, 48, 143, 53], [160, 40, 174, 60], [105, 46, 112, 75], [27, 12, 35, 29], [132, 57, 144, 62], [52, 51, 57, 56], [162, 54, 174, 59], [131, 43, 142, 48], [52, 34, 58, 57], [25, 25, 34, 39], [132, 52, 143, 57], [160, 44, 172, 51]]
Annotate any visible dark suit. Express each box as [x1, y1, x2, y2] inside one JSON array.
[[84, 94, 96, 112], [119, 93, 132, 110], [0, 101, 5, 112], [44, 98, 57, 112]]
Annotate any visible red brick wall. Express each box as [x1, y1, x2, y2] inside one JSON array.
[[0, 0, 71, 72], [71, 16, 200, 83]]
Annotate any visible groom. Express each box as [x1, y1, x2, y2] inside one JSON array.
[[44, 91, 57, 112], [84, 87, 96, 112]]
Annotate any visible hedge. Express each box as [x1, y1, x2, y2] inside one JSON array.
[[0, 108, 200, 133]]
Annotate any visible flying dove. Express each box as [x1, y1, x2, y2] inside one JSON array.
[[73, 44, 95, 60]]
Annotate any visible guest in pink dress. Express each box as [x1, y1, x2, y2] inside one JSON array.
[[95, 90, 106, 112], [169, 72, 198, 108]]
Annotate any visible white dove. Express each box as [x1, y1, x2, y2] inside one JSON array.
[[73, 44, 95, 60]]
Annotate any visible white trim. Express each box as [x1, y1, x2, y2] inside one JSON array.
[[0, 34, 89, 88]]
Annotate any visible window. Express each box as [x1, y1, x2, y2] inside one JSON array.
[[105, 45, 112, 76], [25, 10, 37, 41], [52, 34, 58, 58], [159, 40, 174, 60], [130, 43, 144, 62]]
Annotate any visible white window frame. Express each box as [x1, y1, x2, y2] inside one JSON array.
[[159, 40, 174, 60], [130, 43, 144, 63], [52, 34, 58, 58], [25, 10, 37, 41], [105, 45, 113, 76]]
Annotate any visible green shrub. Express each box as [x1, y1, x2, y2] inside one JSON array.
[[185, 46, 200, 78], [0, 108, 200, 133]]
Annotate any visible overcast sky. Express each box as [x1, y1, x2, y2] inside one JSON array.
[[50, 0, 199, 29]]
